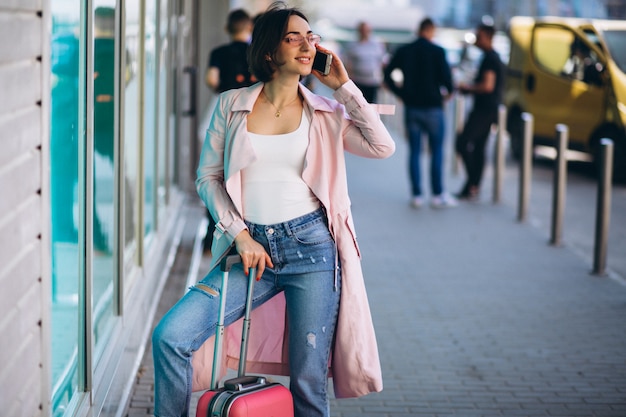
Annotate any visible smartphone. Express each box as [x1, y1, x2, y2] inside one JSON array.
[[312, 50, 332, 75]]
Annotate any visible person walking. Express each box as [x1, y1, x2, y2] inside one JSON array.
[[384, 17, 457, 209], [201, 9, 256, 253], [152, 2, 395, 417], [455, 22, 504, 200], [343, 21, 387, 103]]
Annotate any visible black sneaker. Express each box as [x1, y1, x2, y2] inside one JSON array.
[[456, 187, 479, 201]]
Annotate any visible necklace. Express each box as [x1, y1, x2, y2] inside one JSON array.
[[262, 90, 300, 118]]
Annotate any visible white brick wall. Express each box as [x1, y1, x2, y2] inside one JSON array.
[[0, 0, 47, 415]]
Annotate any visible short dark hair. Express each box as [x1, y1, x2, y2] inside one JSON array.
[[226, 9, 251, 35], [419, 17, 434, 34], [247, 1, 308, 83], [477, 23, 495, 39]]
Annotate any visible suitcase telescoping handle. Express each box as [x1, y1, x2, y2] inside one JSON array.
[[210, 254, 257, 390], [224, 375, 268, 392]]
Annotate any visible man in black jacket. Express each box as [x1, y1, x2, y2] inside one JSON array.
[[384, 18, 456, 209]]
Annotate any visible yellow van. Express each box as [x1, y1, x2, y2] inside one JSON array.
[[505, 16, 626, 179]]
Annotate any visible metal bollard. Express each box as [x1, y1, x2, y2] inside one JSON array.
[[550, 124, 568, 246], [493, 105, 507, 203], [592, 139, 613, 276], [517, 113, 534, 222]]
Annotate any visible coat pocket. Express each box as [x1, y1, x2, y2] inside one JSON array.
[[341, 211, 361, 259]]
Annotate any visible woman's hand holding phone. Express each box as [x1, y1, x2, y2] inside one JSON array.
[[312, 46, 349, 90]]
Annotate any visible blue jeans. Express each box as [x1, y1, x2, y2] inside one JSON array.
[[152, 208, 341, 417], [404, 106, 446, 197]]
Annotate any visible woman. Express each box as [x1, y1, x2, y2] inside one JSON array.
[[152, 3, 395, 416]]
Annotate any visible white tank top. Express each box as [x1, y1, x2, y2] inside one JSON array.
[[242, 111, 320, 225]]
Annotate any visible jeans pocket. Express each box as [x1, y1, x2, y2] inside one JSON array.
[[292, 220, 333, 245]]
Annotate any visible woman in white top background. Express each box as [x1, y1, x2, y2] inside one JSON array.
[[152, 2, 395, 416]]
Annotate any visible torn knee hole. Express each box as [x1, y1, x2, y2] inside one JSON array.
[[195, 283, 219, 297], [306, 332, 317, 349]]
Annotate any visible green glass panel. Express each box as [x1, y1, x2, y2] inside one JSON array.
[[144, 0, 157, 238], [92, 1, 116, 359], [157, 0, 169, 217], [124, 0, 140, 267], [50, 2, 80, 414]]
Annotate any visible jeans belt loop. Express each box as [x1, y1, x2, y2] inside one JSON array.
[[283, 219, 293, 237]]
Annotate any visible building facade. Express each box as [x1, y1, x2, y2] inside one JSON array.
[[0, 1, 50, 415], [0, 0, 215, 415]]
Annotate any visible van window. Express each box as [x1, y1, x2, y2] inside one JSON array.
[[533, 26, 603, 86], [582, 29, 604, 51], [532, 26, 574, 76], [603, 30, 626, 73]]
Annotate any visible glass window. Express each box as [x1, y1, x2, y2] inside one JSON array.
[[123, 0, 140, 273], [50, 1, 81, 413], [49, 0, 177, 414], [144, 0, 157, 239], [533, 26, 603, 87], [603, 30, 626, 73], [92, 1, 117, 361], [157, 0, 170, 220], [532, 26, 575, 76]]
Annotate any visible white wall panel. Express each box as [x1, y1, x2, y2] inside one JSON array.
[[0, 107, 41, 168], [0, 2, 45, 416], [0, 0, 41, 10], [0, 12, 42, 63], [0, 150, 41, 220], [0, 198, 41, 312], [0, 62, 41, 114], [0, 300, 42, 415]]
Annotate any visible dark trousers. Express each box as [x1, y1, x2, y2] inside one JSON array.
[[455, 106, 498, 190], [355, 83, 379, 103]]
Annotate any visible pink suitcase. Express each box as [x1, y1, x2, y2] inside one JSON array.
[[195, 255, 294, 417]]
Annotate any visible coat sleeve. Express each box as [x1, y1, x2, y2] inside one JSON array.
[[195, 92, 247, 245], [332, 80, 396, 159]]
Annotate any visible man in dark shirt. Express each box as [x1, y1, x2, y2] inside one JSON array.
[[455, 23, 504, 200], [384, 18, 456, 209], [205, 9, 255, 93]]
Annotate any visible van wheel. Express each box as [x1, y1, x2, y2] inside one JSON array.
[[590, 128, 626, 183], [507, 108, 525, 160]]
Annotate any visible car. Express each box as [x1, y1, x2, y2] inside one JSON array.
[[505, 16, 626, 180]]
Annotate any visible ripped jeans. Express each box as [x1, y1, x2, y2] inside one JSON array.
[[152, 208, 341, 417]]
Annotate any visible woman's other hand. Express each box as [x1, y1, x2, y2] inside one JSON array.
[[234, 230, 273, 280]]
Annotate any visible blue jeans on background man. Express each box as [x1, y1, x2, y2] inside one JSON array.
[[152, 208, 340, 417], [404, 106, 446, 198]]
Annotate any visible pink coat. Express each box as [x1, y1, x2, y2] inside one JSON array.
[[191, 80, 395, 398]]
